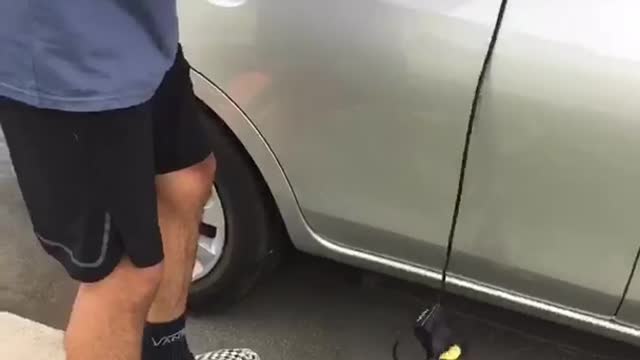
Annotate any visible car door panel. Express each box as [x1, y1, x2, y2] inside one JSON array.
[[179, 0, 503, 269], [452, 0, 640, 315]]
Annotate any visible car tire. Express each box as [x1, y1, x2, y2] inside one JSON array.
[[187, 106, 286, 312]]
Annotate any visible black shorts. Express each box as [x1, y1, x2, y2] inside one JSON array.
[[0, 48, 211, 283]]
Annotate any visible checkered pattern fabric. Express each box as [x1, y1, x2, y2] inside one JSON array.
[[195, 348, 260, 360]]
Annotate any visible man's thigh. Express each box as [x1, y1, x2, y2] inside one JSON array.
[[152, 45, 214, 223], [0, 98, 163, 283], [151, 45, 212, 178]]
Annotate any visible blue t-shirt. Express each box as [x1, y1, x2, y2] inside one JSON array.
[[0, 0, 178, 112]]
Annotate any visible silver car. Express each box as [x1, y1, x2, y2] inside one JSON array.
[[179, 0, 640, 345]]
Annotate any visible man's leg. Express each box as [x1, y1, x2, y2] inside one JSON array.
[[66, 259, 163, 360], [1, 99, 165, 360], [148, 155, 215, 322], [140, 45, 260, 360], [140, 157, 214, 360], [142, 45, 217, 343]]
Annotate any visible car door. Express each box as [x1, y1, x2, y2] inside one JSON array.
[[179, 0, 504, 270], [451, 0, 640, 316]]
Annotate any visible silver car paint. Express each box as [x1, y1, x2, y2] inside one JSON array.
[[179, 0, 640, 342], [180, 0, 506, 272], [453, 0, 640, 318], [193, 69, 640, 345], [190, 71, 640, 344]]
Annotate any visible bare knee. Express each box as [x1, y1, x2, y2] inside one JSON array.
[[186, 155, 216, 206], [157, 155, 216, 218], [74, 259, 164, 313], [123, 261, 165, 305], [65, 259, 164, 355]]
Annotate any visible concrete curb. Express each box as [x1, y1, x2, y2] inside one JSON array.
[[0, 311, 64, 360]]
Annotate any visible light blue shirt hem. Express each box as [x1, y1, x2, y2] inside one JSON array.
[[0, 82, 155, 112]]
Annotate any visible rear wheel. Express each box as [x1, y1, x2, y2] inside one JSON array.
[[188, 107, 285, 312], [192, 184, 226, 283]]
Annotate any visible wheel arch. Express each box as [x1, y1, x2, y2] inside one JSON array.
[[190, 70, 317, 254], [190, 70, 443, 287]]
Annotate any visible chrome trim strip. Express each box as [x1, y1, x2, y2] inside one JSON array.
[[313, 232, 640, 339], [450, 275, 640, 338], [315, 232, 442, 281]]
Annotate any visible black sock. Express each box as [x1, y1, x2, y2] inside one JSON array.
[[142, 314, 194, 360]]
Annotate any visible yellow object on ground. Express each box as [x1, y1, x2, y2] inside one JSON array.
[[439, 344, 462, 360]]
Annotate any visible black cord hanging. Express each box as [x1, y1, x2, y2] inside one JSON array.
[[393, 0, 509, 358]]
